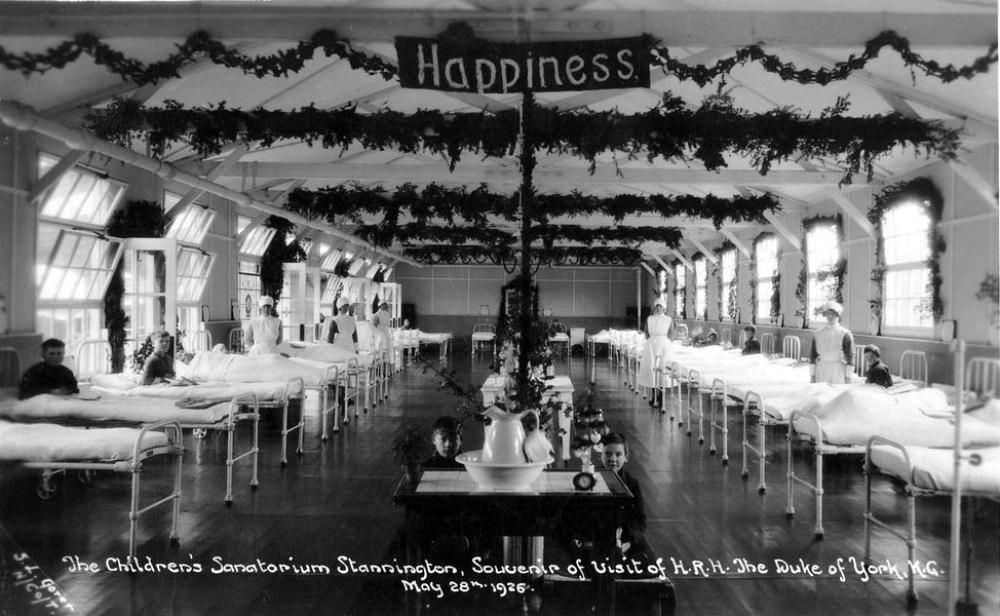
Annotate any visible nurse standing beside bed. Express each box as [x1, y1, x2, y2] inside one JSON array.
[[244, 295, 283, 355], [809, 301, 854, 384]]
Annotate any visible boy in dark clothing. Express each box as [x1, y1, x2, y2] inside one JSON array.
[[422, 416, 463, 469], [141, 330, 176, 385], [19, 338, 79, 399], [741, 325, 761, 355], [863, 344, 893, 389], [601, 432, 650, 561]]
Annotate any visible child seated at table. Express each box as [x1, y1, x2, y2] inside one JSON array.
[[600, 432, 652, 564], [19, 338, 79, 399], [741, 325, 761, 355], [422, 416, 463, 469]]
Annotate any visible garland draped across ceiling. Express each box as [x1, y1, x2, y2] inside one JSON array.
[[2, 28, 994, 87], [87, 94, 959, 183], [286, 184, 777, 263]]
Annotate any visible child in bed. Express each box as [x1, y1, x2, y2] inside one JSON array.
[[863, 344, 893, 389], [19, 338, 79, 399], [141, 330, 176, 386], [742, 325, 761, 355]]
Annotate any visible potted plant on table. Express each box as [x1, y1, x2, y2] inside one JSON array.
[[392, 425, 428, 486]]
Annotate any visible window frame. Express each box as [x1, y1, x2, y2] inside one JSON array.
[[720, 248, 737, 321], [880, 201, 935, 337], [754, 235, 778, 324], [805, 223, 841, 327], [693, 255, 707, 321], [673, 262, 686, 319]]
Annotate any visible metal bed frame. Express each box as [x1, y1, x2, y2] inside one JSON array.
[[862, 355, 1000, 608], [785, 350, 943, 539]]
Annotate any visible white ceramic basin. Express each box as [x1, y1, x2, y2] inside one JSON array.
[[456, 450, 553, 491]]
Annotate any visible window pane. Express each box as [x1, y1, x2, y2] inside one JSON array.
[[807, 225, 839, 272], [757, 280, 772, 323], [38, 153, 126, 227], [694, 258, 707, 319], [37, 227, 123, 301]]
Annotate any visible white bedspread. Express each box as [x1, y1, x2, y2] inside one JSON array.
[[90, 374, 297, 402], [0, 419, 168, 462], [0, 392, 232, 424], [792, 386, 1000, 447], [274, 342, 373, 367], [417, 331, 452, 343], [870, 444, 1000, 495], [181, 350, 334, 387]]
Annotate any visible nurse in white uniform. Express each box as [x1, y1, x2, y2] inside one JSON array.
[[637, 302, 673, 406], [244, 295, 283, 355], [328, 302, 359, 354], [809, 301, 854, 384]]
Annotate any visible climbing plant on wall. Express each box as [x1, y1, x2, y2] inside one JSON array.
[[104, 200, 167, 372]]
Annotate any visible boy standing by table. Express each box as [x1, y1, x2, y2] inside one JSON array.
[[601, 432, 651, 563]]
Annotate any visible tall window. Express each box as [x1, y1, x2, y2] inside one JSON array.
[[755, 235, 778, 322], [35, 153, 126, 351], [720, 249, 737, 320], [882, 202, 933, 332], [237, 261, 261, 320], [165, 191, 215, 246], [673, 262, 685, 318], [694, 255, 707, 320], [806, 224, 840, 324], [657, 268, 667, 307]]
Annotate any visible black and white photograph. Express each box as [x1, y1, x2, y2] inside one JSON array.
[[0, 1, 997, 614]]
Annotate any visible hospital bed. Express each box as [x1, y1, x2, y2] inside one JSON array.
[[863, 355, 1000, 607], [471, 323, 496, 356], [785, 351, 947, 537], [415, 330, 453, 361], [0, 350, 184, 557]]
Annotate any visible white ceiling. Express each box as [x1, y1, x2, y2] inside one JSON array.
[[0, 0, 996, 258]]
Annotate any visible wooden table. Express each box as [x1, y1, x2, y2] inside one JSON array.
[[393, 469, 631, 565], [481, 374, 575, 463]]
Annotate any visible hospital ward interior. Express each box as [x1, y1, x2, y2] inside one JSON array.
[[0, 1, 998, 615]]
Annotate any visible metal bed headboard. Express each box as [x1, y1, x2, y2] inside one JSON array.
[[69, 339, 111, 381], [759, 332, 775, 355], [899, 350, 929, 387], [228, 327, 244, 353], [720, 328, 732, 346], [0, 346, 21, 389], [853, 344, 866, 378], [674, 323, 689, 340], [782, 336, 801, 360], [966, 357, 1000, 398], [189, 329, 213, 353]]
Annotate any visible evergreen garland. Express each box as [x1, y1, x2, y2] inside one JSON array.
[[355, 223, 684, 249], [289, 183, 778, 229], [402, 244, 643, 267], [104, 200, 167, 372], [87, 95, 960, 184], [0, 29, 396, 84], [770, 270, 782, 324], [651, 30, 996, 87], [5, 28, 992, 89]]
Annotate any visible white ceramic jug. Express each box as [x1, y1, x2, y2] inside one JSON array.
[[481, 406, 540, 464]]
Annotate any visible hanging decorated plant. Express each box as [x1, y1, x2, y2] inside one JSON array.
[[104, 200, 168, 373], [259, 216, 307, 303]]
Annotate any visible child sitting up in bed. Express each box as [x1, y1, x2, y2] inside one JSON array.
[[422, 416, 463, 469], [19, 338, 79, 399], [863, 344, 893, 389], [141, 330, 176, 386]]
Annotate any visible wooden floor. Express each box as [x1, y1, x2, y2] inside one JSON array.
[[1, 348, 997, 616]]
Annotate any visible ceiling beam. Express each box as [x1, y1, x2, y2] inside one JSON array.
[[948, 158, 999, 209], [640, 261, 658, 281], [166, 145, 249, 215], [213, 161, 858, 186], [738, 185, 802, 249], [669, 249, 694, 271], [824, 188, 875, 237], [2, 5, 994, 46], [30, 149, 86, 203], [687, 237, 717, 262], [719, 228, 751, 258]]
